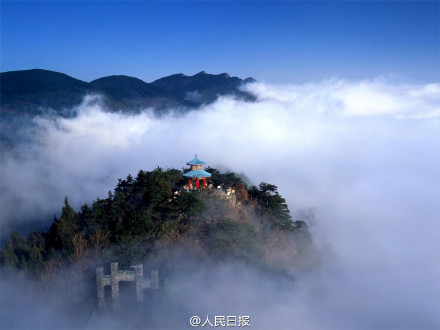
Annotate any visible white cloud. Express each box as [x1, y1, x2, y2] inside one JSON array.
[[244, 78, 440, 118], [1, 77, 439, 328]]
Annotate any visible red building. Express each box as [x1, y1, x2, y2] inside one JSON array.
[[183, 154, 212, 190]]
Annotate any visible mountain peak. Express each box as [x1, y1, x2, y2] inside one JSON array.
[[244, 77, 257, 84], [1, 69, 257, 116]]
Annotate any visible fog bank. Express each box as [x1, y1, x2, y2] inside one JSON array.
[[1, 77, 439, 328]]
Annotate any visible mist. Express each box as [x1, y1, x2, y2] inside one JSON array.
[[1, 77, 439, 328]]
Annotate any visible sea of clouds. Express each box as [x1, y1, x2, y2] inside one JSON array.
[[1, 77, 439, 328]]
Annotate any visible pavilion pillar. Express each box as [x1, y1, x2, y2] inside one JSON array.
[[203, 178, 207, 188], [188, 179, 192, 190], [196, 178, 200, 189]]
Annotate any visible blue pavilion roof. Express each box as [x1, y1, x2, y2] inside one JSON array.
[[183, 170, 212, 178], [186, 156, 206, 166]]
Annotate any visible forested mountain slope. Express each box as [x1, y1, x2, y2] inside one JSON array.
[[1, 168, 316, 328]]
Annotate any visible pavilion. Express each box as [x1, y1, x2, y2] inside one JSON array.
[[183, 154, 212, 190]]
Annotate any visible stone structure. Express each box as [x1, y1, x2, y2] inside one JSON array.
[[96, 262, 159, 311], [214, 186, 238, 207]]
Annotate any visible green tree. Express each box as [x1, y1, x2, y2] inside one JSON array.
[[1, 232, 29, 270], [205, 167, 244, 187], [249, 182, 292, 228], [204, 219, 263, 263], [47, 197, 77, 257]]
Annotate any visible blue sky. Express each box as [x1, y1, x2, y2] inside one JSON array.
[[1, 1, 439, 83]]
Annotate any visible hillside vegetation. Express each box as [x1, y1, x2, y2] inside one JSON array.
[[0, 168, 316, 327]]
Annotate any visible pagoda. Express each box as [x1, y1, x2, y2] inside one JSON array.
[[183, 154, 212, 190]]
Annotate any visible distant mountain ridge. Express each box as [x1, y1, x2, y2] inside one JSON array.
[[0, 69, 256, 117], [0, 69, 91, 117]]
